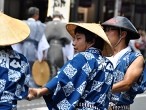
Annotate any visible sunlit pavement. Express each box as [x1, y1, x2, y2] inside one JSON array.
[[17, 92, 146, 110], [131, 92, 146, 110], [17, 97, 48, 110]]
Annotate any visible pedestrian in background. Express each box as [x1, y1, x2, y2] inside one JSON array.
[[102, 16, 145, 110], [45, 10, 74, 78], [44, 16, 53, 23], [27, 23, 114, 110], [0, 12, 30, 110], [12, 7, 50, 87]]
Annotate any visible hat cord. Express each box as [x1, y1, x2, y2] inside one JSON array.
[[114, 28, 123, 47]]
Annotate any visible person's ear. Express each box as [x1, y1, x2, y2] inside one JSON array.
[[121, 31, 127, 38], [88, 40, 95, 47]]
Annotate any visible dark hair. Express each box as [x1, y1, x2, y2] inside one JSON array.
[[45, 16, 53, 22], [0, 46, 12, 50], [75, 26, 104, 51], [28, 7, 39, 18]]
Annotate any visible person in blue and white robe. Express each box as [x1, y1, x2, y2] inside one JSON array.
[[27, 23, 114, 110], [0, 47, 30, 110], [0, 12, 30, 110], [12, 7, 50, 88], [102, 16, 145, 110]]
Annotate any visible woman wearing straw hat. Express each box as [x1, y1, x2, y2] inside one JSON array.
[[27, 23, 114, 110], [101, 16, 145, 110], [0, 12, 30, 109]]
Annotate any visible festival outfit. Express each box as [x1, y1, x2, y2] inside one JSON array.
[[45, 18, 74, 78], [18, 18, 49, 87], [43, 47, 114, 110], [22, 18, 48, 62], [107, 47, 142, 110], [0, 48, 30, 110]]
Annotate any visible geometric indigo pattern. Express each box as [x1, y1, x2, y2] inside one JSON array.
[[0, 49, 30, 110], [110, 49, 142, 105], [44, 47, 114, 110]]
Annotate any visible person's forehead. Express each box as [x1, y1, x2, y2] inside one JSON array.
[[75, 32, 85, 36]]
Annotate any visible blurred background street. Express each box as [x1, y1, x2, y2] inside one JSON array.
[[17, 97, 48, 110], [17, 92, 146, 110], [131, 92, 146, 110]]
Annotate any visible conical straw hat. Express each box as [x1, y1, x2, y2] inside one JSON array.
[[32, 60, 51, 86], [66, 23, 113, 56], [0, 12, 30, 46], [101, 16, 140, 39]]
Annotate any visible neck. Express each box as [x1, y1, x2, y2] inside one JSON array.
[[113, 43, 127, 56]]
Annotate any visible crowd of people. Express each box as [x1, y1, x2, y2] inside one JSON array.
[[0, 6, 146, 110]]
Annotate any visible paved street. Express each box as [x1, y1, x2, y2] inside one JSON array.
[[17, 92, 146, 110], [131, 92, 146, 110], [17, 97, 48, 110]]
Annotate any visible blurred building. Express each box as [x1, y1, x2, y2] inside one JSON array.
[[103, 0, 146, 29], [1, 0, 48, 22], [1, 0, 146, 29]]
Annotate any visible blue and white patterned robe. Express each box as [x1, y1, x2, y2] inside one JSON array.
[[43, 47, 114, 110], [109, 47, 143, 105], [0, 48, 30, 110]]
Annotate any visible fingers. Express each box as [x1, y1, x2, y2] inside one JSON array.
[[27, 94, 35, 101], [27, 88, 38, 101]]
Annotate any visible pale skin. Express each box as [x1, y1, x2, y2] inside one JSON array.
[[105, 28, 144, 93], [27, 32, 94, 100]]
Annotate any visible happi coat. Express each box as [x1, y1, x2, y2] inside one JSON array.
[[0, 48, 30, 110], [43, 47, 114, 110], [107, 46, 143, 105]]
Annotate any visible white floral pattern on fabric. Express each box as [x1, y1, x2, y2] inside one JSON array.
[[63, 82, 75, 97], [91, 81, 103, 92], [82, 62, 91, 76], [8, 69, 21, 82], [63, 63, 77, 79], [0, 51, 9, 68], [97, 93, 106, 105], [105, 71, 113, 85], [0, 49, 30, 109], [15, 84, 22, 98], [0, 79, 6, 92], [1, 91, 14, 103], [89, 69, 98, 81], [97, 57, 105, 70], [10, 59, 21, 68], [81, 52, 94, 60], [21, 61, 28, 73], [114, 70, 124, 83], [77, 81, 87, 95], [57, 98, 71, 110]]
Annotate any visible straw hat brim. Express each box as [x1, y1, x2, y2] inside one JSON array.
[[32, 60, 51, 86], [0, 12, 30, 46], [66, 23, 113, 56]]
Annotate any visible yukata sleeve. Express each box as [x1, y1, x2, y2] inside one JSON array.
[[45, 53, 89, 90], [44, 53, 92, 106]]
